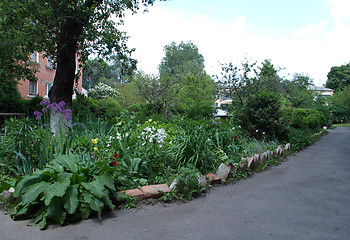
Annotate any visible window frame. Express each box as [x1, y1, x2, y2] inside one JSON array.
[[28, 81, 38, 96]]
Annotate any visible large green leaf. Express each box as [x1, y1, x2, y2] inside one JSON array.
[[44, 177, 71, 206], [21, 182, 50, 205], [71, 172, 87, 185], [47, 160, 64, 173], [57, 172, 73, 182], [54, 154, 78, 172], [14, 175, 46, 197], [102, 196, 115, 210], [81, 180, 107, 198], [94, 174, 115, 191], [83, 193, 104, 220], [47, 197, 66, 225], [64, 185, 79, 214]]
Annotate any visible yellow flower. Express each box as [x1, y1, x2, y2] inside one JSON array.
[[91, 138, 98, 144], [93, 147, 98, 151], [148, 119, 152, 123]]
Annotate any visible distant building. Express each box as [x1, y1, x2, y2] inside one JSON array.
[[17, 51, 83, 99], [308, 85, 334, 98]]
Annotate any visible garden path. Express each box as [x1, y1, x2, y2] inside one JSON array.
[[1, 127, 350, 240]]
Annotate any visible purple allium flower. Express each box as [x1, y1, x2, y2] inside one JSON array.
[[34, 111, 42, 117], [218, 122, 222, 124], [53, 103, 62, 113], [40, 99, 50, 106], [41, 108, 47, 113], [47, 104, 53, 110], [62, 109, 72, 120], [213, 121, 217, 124], [58, 101, 66, 108], [34, 111, 42, 120]]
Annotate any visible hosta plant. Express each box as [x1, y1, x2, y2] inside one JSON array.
[[10, 154, 118, 229]]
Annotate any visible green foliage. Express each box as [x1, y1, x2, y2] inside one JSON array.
[[159, 41, 205, 81], [72, 93, 100, 121], [0, 80, 26, 113], [283, 74, 315, 108], [11, 154, 117, 229], [289, 108, 325, 130], [326, 63, 350, 91], [240, 91, 288, 140], [288, 128, 313, 151], [175, 74, 215, 119], [171, 166, 205, 200], [0, 118, 44, 176], [329, 86, 350, 123]]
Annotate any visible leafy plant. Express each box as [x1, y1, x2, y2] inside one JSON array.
[[10, 154, 118, 229], [171, 166, 205, 200]]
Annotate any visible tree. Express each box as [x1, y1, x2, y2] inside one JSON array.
[[217, 58, 258, 111], [159, 41, 205, 82], [282, 73, 314, 108], [83, 57, 137, 90], [326, 63, 350, 91], [175, 74, 215, 119], [329, 86, 350, 122], [257, 59, 281, 93], [1, 0, 155, 109]]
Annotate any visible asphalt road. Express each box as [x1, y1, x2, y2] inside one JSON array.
[[1, 127, 350, 240]]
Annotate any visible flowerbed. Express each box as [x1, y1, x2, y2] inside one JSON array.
[[0, 100, 326, 229]]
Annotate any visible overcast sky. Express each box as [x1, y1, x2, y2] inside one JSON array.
[[122, 0, 350, 86]]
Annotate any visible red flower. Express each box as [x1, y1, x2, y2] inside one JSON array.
[[233, 135, 238, 140], [112, 153, 119, 158], [110, 160, 118, 167]]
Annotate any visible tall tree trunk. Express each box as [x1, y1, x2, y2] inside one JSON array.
[[49, 18, 82, 108], [48, 18, 83, 133]]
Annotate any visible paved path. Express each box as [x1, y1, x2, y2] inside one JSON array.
[[1, 128, 350, 240]]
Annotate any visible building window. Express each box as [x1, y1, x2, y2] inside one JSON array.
[[29, 81, 38, 96], [46, 55, 53, 68], [30, 51, 39, 63], [45, 83, 53, 98]]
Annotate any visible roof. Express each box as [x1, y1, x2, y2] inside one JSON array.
[[308, 85, 334, 92]]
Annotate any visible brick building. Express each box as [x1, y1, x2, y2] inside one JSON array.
[[17, 51, 83, 99]]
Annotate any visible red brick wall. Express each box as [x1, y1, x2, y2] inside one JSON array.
[[17, 52, 83, 100]]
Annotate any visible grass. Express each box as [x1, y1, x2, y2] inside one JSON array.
[[333, 123, 350, 127]]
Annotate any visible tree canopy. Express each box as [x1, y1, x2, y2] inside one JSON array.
[[159, 41, 205, 82], [326, 63, 350, 91], [0, 0, 155, 108]]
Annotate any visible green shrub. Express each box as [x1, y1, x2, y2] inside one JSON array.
[[72, 93, 99, 121], [171, 166, 205, 200], [240, 91, 288, 140], [9, 154, 118, 229], [290, 108, 325, 129]]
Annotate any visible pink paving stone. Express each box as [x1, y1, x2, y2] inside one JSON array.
[[117, 189, 144, 201], [206, 173, 222, 185], [140, 184, 171, 199]]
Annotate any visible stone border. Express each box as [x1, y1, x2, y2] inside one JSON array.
[[116, 143, 292, 202]]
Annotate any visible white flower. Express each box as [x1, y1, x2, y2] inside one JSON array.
[[232, 127, 235, 130], [262, 132, 265, 135], [9, 187, 15, 193], [256, 129, 259, 132], [323, 126, 327, 130]]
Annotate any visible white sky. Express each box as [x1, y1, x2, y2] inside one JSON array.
[[122, 0, 350, 86]]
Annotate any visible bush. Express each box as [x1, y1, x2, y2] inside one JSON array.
[[72, 93, 99, 121], [240, 91, 288, 140], [290, 108, 325, 130]]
